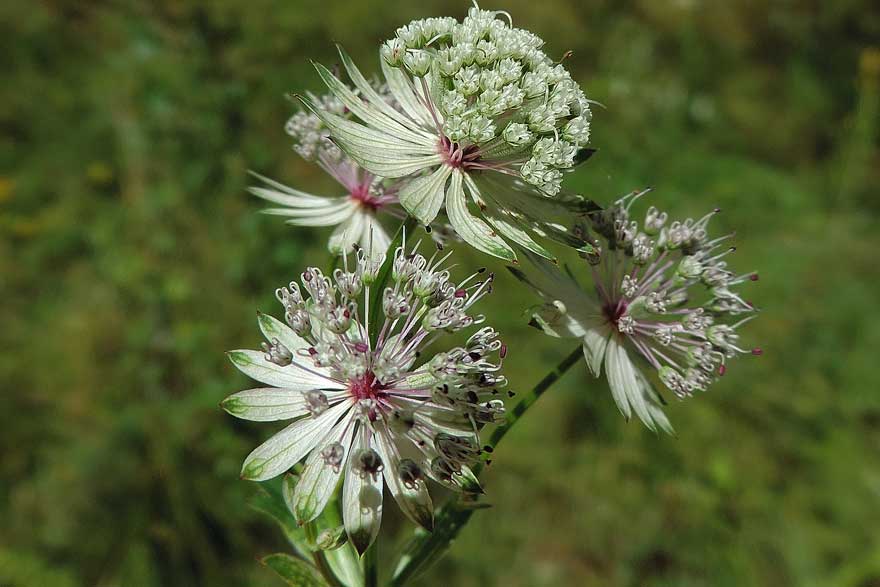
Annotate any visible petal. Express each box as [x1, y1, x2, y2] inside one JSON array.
[[328, 210, 367, 254], [582, 327, 611, 377], [482, 208, 555, 260], [291, 413, 357, 524], [314, 60, 433, 146], [258, 312, 310, 354], [342, 430, 384, 555], [228, 350, 342, 391], [447, 171, 516, 261], [241, 399, 353, 481], [336, 45, 434, 135], [380, 58, 436, 127], [374, 427, 434, 531], [604, 338, 672, 432], [398, 165, 452, 225], [248, 173, 338, 208], [360, 216, 391, 255], [222, 387, 345, 422], [268, 201, 357, 227]]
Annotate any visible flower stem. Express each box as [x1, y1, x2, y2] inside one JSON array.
[[364, 541, 378, 587], [390, 344, 584, 586]]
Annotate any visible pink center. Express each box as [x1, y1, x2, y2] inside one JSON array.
[[348, 372, 383, 402], [603, 299, 628, 327], [438, 136, 482, 170], [349, 184, 383, 211]]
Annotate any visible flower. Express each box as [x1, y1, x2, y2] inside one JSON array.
[[222, 243, 506, 553], [301, 6, 597, 261], [249, 90, 403, 255], [511, 190, 761, 433]]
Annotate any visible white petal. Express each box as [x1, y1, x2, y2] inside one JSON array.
[[228, 350, 342, 391], [398, 165, 452, 225], [374, 427, 433, 530], [482, 209, 554, 259], [315, 61, 433, 146], [248, 172, 337, 207], [448, 172, 515, 261], [337, 46, 434, 135], [604, 338, 671, 432], [582, 327, 611, 377], [222, 387, 345, 422], [269, 201, 357, 227], [290, 413, 356, 524], [240, 399, 353, 481], [360, 216, 391, 255], [342, 430, 384, 555], [328, 210, 367, 253], [380, 58, 436, 127], [258, 312, 310, 354]]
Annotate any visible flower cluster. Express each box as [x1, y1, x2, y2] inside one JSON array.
[[302, 6, 596, 261], [381, 8, 592, 195], [250, 89, 403, 254], [512, 190, 760, 432], [223, 243, 506, 552]]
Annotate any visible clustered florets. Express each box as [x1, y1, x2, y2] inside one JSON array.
[[381, 7, 592, 195], [223, 242, 506, 552], [513, 189, 760, 432]]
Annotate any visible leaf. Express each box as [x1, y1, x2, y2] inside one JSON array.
[[367, 219, 414, 347], [261, 554, 329, 587], [249, 481, 310, 556]]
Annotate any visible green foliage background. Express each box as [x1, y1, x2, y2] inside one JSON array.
[[2, 1, 878, 586]]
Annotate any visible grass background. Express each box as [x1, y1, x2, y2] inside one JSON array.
[[2, 1, 878, 586]]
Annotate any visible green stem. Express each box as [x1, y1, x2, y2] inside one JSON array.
[[364, 541, 378, 587], [304, 522, 342, 587], [390, 344, 583, 586]]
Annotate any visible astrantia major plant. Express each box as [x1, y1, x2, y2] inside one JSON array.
[[223, 243, 505, 553], [225, 5, 764, 586], [512, 190, 761, 432], [301, 6, 598, 261]]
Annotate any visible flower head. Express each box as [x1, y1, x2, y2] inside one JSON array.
[[250, 89, 404, 255], [302, 6, 597, 261], [223, 243, 506, 553], [511, 190, 761, 433]]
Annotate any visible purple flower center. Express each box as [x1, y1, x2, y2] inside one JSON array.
[[603, 299, 628, 327], [438, 136, 482, 170], [350, 184, 383, 211]]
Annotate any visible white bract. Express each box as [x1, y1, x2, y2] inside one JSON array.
[[223, 244, 506, 553], [512, 190, 761, 433], [250, 91, 403, 255], [302, 6, 596, 261]]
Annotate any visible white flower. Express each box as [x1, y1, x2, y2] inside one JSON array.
[[301, 7, 597, 261], [223, 243, 506, 553], [511, 190, 761, 433], [250, 90, 405, 255]]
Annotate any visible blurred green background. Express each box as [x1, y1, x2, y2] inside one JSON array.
[[2, 1, 879, 586]]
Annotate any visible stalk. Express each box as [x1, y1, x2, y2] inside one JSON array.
[[390, 344, 584, 586]]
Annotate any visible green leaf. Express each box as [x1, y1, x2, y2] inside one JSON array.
[[367, 219, 415, 347], [250, 481, 310, 557], [261, 553, 329, 587]]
